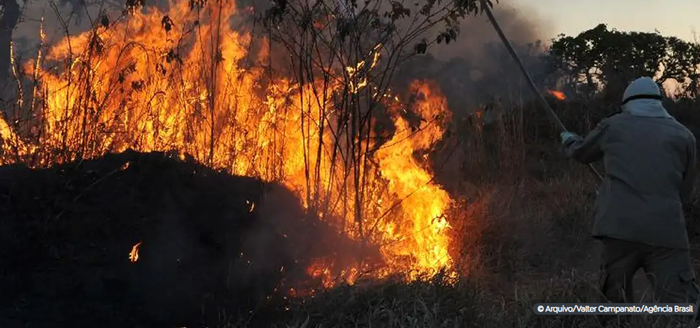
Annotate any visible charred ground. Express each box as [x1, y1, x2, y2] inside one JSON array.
[[0, 150, 381, 328]]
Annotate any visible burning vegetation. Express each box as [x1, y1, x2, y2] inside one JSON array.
[[0, 0, 464, 292], [3, 0, 700, 327]]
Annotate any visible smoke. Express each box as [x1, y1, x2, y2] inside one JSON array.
[[393, 0, 554, 120], [13, 0, 551, 82], [251, 183, 385, 288], [430, 0, 550, 62]]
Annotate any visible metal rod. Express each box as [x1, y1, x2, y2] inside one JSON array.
[[478, 0, 604, 181]]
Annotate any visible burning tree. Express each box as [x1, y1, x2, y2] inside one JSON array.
[[256, 0, 491, 281], [0, 0, 490, 287]]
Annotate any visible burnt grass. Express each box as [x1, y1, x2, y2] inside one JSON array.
[[0, 150, 380, 328], [2, 98, 700, 327]]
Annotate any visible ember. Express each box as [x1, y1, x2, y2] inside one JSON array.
[[246, 200, 255, 213], [129, 241, 142, 263], [547, 89, 567, 100]]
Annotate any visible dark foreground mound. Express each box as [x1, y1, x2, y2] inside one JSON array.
[[0, 150, 373, 328]]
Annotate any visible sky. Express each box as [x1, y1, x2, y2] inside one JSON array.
[[12, 0, 699, 43], [522, 0, 699, 42]]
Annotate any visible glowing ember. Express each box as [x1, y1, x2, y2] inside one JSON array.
[[307, 260, 334, 288], [547, 89, 566, 100], [246, 200, 255, 213], [129, 241, 142, 263], [1, 1, 460, 287]]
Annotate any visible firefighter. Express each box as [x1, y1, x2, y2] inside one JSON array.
[[560, 77, 699, 310]]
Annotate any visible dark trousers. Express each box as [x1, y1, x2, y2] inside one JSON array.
[[599, 237, 700, 326]]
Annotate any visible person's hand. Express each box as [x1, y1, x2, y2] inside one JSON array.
[[560, 131, 578, 145]]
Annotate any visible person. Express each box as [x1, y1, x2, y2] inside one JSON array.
[[560, 77, 699, 311]]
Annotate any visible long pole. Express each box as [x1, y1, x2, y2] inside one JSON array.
[[478, 0, 604, 181]]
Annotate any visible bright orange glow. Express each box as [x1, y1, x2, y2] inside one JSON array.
[[547, 89, 566, 101], [374, 80, 454, 281], [0, 1, 458, 288]]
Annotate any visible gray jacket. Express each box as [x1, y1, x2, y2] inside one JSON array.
[[563, 96, 696, 249]]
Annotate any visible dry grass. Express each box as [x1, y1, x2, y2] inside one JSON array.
[[3, 94, 699, 327], [3, 10, 700, 324], [237, 98, 700, 328]]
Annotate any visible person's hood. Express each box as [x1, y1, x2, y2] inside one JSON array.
[[620, 77, 672, 118]]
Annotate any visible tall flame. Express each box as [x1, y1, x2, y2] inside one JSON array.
[[374, 81, 453, 279], [1, 1, 458, 286]]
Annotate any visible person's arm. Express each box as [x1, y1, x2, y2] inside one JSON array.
[[562, 120, 609, 164], [681, 134, 697, 204]]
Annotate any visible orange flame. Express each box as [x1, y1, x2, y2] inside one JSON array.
[[129, 241, 142, 262], [547, 89, 566, 101], [1, 1, 459, 287], [374, 80, 454, 281]]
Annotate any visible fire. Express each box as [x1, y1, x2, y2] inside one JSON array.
[[129, 241, 143, 262], [374, 80, 454, 280], [1, 1, 460, 287], [547, 89, 566, 100]]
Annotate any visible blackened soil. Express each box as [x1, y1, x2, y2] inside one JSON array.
[[0, 150, 373, 328]]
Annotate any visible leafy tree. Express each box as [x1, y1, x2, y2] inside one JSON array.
[[548, 24, 700, 98]]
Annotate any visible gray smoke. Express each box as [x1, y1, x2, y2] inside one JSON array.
[[392, 0, 554, 120], [429, 0, 551, 62]]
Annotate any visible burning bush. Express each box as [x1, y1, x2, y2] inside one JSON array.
[[0, 0, 487, 289]]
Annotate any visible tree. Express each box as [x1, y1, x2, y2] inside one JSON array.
[[257, 0, 490, 239], [548, 24, 700, 98]]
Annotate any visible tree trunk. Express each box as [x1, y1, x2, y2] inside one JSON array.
[[0, 0, 21, 91]]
